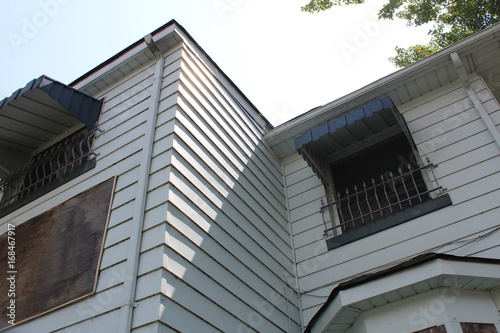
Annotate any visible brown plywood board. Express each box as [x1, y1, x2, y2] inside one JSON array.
[[0, 177, 115, 329], [461, 323, 498, 333]]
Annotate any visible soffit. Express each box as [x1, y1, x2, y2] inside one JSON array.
[[70, 25, 183, 97]]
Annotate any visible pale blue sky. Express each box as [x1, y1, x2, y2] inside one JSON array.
[[0, 0, 432, 125]]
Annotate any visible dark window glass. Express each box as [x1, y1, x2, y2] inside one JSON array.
[[330, 133, 429, 232]]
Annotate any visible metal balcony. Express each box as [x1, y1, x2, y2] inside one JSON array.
[[0, 128, 99, 211]]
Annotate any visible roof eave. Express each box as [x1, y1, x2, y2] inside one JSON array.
[[265, 22, 500, 148], [69, 20, 182, 93], [69, 19, 273, 131]]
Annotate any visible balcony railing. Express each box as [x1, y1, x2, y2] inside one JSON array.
[[0, 128, 99, 211], [321, 159, 446, 237]]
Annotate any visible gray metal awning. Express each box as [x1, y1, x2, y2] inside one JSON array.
[[292, 96, 401, 188], [294, 96, 396, 154], [0, 75, 103, 154]]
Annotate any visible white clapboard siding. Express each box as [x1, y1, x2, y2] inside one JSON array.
[[132, 322, 181, 333], [50, 309, 123, 333], [179, 44, 272, 148], [179, 47, 284, 183], [131, 322, 179, 333], [175, 83, 289, 232], [129, 50, 182, 329], [165, 145, 299, 331], [282, 74, 500, 325], [1, 43, 184, 333], [172, 113, 292, 265], [166, 167, 297, 322], [5, 283, 126, 333], [133, 294, 222, 333], [134, 40, 299, 331], [298, 204, 500, 319], [298, 195, 500, 284], [170, 134, 292, 272]]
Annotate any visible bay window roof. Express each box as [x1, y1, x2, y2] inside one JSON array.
[[305, 253, 500, 333]]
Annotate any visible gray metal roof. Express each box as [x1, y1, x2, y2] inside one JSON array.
[[293, 96, 396, 154], [0, 75, 103, 154]]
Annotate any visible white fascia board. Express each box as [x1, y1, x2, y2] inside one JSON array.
[[70, 41, 152, 91], [342, 260, 442, 305], [438, 258, 500, 279], [346, 258, 500, 305]]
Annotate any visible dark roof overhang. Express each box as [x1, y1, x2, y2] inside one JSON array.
[[292, 96, 402, 187], [294, 96, 396, 153], [0, 75, 103, 154]]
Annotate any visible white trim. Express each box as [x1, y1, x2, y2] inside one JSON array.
[[71, 26, 181, 92]]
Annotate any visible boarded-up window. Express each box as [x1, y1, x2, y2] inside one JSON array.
[[0, 177, 115, 329], [413, 325, 447, 333], [461, 323, 498, 333]]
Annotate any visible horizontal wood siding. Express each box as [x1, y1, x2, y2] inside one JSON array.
[[129, 46, 181, 331], [151, 42, 300, 332], [283, 74, 500, 326], [0, 45, 182, 333]]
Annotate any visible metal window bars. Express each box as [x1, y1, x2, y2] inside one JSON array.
[[0, 128, 99, 210], [321, 158, 445, 237]]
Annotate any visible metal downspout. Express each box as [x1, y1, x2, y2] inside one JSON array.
[[118, 34, 164, 333], [281, 163, 304, 332], [450, 52, 500, 150]]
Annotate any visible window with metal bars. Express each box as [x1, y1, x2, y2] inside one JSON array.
[[321, 133, 451, 249], [330, 134, 430, 231], [0, 128, 98, 215], [294, 97, 452, 248]]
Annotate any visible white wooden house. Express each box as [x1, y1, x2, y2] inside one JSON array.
[[0, 19, 499, 333]]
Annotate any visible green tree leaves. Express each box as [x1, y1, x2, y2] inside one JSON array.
[[301, 0, 365, 13]]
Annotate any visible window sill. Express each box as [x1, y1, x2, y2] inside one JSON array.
[[326, 194, 453, 251]]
